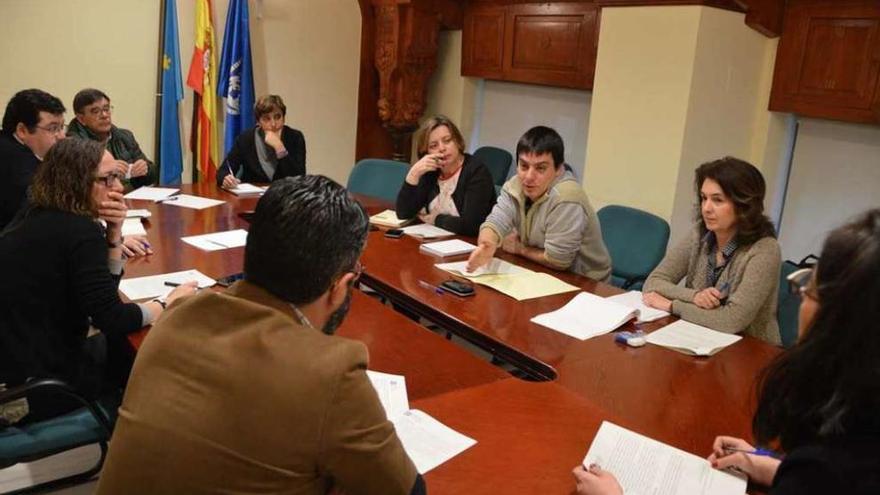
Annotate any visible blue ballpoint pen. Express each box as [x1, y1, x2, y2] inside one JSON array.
[[418, 280, 444, 295], [724, 447, 779, 458], [718, 282, 731, 305]]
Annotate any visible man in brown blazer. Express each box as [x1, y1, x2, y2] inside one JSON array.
[[96, 176, 424, 494]]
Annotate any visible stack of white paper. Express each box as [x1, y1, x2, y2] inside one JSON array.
[[181, 229, 248, 251], [123, 187, 179, 201], [119, 269, 216, 300], [391, 410, 477, 474], [227, 183, 267, 196], [370, 210, 411, 228], [646, 320, 742, 356], [365, 371, 476, 474], [583, 422, 747, 495], [125, 209, 152, 219], [436, 258, 530, 278], [419, 239, 477, 257], [366, 370, 410, 420], [121, 218, 146, 237], [531, 292, 638, 340], [606, 291, 671, 323], [400, 223, 454, 239], [158, 194, 225, 210]]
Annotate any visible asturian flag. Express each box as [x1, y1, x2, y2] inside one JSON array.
[[218, 0, 255, 155], [159, 0, 184, 185], [186, 0, 220, 183]]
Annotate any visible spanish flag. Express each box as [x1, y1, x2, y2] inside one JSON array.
[[186, 0, 219, 183]]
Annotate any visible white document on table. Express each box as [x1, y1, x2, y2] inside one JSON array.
[[583, 422, 746, 495], [119, 269, 216, 301], [123, 187, 179, 201], [646, 320, 742, 356], [419, 239, 477, 257], [400, 224, 454, 239], [606, 291, 671, 323], [228, 183, 267, 195], [181, 229, 248, 251], [390, 409, 477, 474], [125, 209, 152, 219], [531, 292, 637, 340], [158, 194, 225, 210], [121, 218, 146, 237], [366, 370, 410, 420], [436, 258, 531, 278]]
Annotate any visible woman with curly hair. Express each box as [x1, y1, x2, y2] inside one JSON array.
[[642, 157, 781, 344], [0, 138, 195, 424], [575, 209, 880, 494]]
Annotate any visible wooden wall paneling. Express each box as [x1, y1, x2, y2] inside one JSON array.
[[733, 0, 785, 37], [356, 0, 397, 162], [770, 0, 880, 124], [462, 3, 507, 78]]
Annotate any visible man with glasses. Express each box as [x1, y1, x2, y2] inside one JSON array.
[[67, 88, 157, 191], [0, 88, 66, 230], [97, 175, 424, 495]]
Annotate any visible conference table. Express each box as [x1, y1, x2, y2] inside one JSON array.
[[121, 183, 781, 493]]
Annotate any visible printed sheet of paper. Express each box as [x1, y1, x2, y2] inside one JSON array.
[[160, 194, 225, 210], [181, 229, 249, 251], [119, 269, 216, 301], [606, 291, 671, 323], [123, 187, 179, 201], [228, 183, 267, 195], [391, 409, 477, 474], [474, 272, 579, 301], [125, 209, 152, 219], [400, 223, 454, 239], [369, 209, 408, 228], [435, 258, 531, 278], [531, 292, 637, 340], [583, 422, 746, 495], [366, 370, 410, 420], [646, 320, 742, 356], [121, 218, 146, 237]]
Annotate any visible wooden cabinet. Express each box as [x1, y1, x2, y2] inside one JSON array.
[[462, 2, 599, 89], [770, 0, 880, 124]]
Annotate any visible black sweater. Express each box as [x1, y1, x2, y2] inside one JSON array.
[[216, 126, 306, 185], [0, 207, 142, 396], [770, 434, 880, 494], [0, 132, 40, 231], [395, 154, 496, 236]]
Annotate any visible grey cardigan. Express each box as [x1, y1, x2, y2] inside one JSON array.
[[643, 225, 782, 345]]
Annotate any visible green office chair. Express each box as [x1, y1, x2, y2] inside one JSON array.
[[0, 379, 117, 494], [347, 159, 410, 203], [777, 260, 802, 348], [597, 205, 670, 290], [473, 146, 513, 188]]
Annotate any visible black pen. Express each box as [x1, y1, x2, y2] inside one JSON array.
[[164, 281, 180, 287]]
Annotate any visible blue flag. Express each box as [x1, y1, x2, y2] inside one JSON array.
[[159, 0, 184, 185], [218, 0, 255, 155]]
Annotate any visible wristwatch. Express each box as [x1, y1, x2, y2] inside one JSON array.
[[152, 299, 167, 309]]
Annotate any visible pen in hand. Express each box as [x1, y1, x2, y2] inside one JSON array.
[[723, 447, 779, 458], [164, 281, 181, 287]]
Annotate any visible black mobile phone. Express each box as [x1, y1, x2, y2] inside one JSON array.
[[216, 272, 245, 287], [384, 229, 405, 238], [440, 279, 475, 297]]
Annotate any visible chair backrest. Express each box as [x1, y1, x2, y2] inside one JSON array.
[[473, 146, 513, 187], [777, 260, 801, 348], [346, 159, 410, 203], [597, 205, 670, 289]]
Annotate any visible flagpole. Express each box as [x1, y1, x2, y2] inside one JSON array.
[[155, 0, 169, 182]]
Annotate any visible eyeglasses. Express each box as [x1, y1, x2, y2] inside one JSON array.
[[787, 267, 817, 299], [94, 172, 124, 187], [86, 105, 114, 116], [35, 123, 67, 135]]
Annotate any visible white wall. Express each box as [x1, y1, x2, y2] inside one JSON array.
[[475, 81, 592, 180], [778, 118, 880, 261], [1, 0, 362, 185]]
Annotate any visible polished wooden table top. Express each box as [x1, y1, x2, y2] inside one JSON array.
[[122, 185, 508, 401], [122, 183, 780, 492]]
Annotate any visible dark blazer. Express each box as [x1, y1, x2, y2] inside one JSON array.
[[0, 132, 40, 231], [771, 434, 880, 494], [216, 125, 306, 186], [0, 207, 142, 405], [396, 153, 496, 236]]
